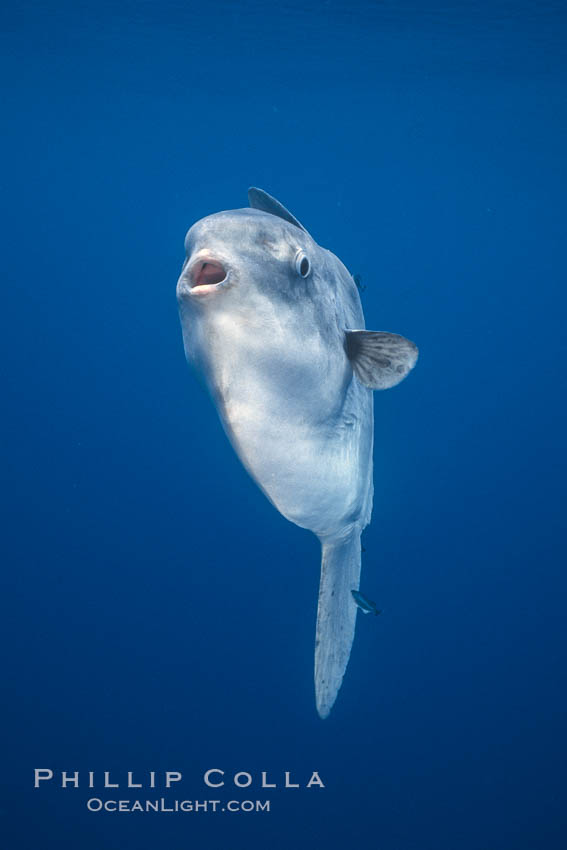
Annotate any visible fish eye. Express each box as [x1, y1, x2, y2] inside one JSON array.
[[295, 251, 311, 278]]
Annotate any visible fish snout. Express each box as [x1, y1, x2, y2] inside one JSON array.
[[179, 254, 230, 298]]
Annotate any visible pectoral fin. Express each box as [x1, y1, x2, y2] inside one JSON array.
[[345, 330, 418, 390]]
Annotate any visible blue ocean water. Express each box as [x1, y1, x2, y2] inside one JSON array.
[[2, 1, 566, 847]]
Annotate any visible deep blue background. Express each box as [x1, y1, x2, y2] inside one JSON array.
[[2, 1, 566, 848]]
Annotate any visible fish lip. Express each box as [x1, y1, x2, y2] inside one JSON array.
[[184, 255, 231, 297]]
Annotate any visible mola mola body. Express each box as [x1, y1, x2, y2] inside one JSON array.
[[176, 188, 418, 718]]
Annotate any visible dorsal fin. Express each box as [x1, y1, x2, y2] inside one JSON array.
[[247, 187, 307, 232]]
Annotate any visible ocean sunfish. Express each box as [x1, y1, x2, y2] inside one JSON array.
[[176, 188, 418, 718], [351, 590, 382, 616]]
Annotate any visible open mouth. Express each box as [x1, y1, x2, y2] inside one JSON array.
[[189, 259, 228, 295]]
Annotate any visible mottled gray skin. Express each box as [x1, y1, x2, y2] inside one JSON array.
[[177, 209, 374, 539], [176, 192, 413, 718]]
